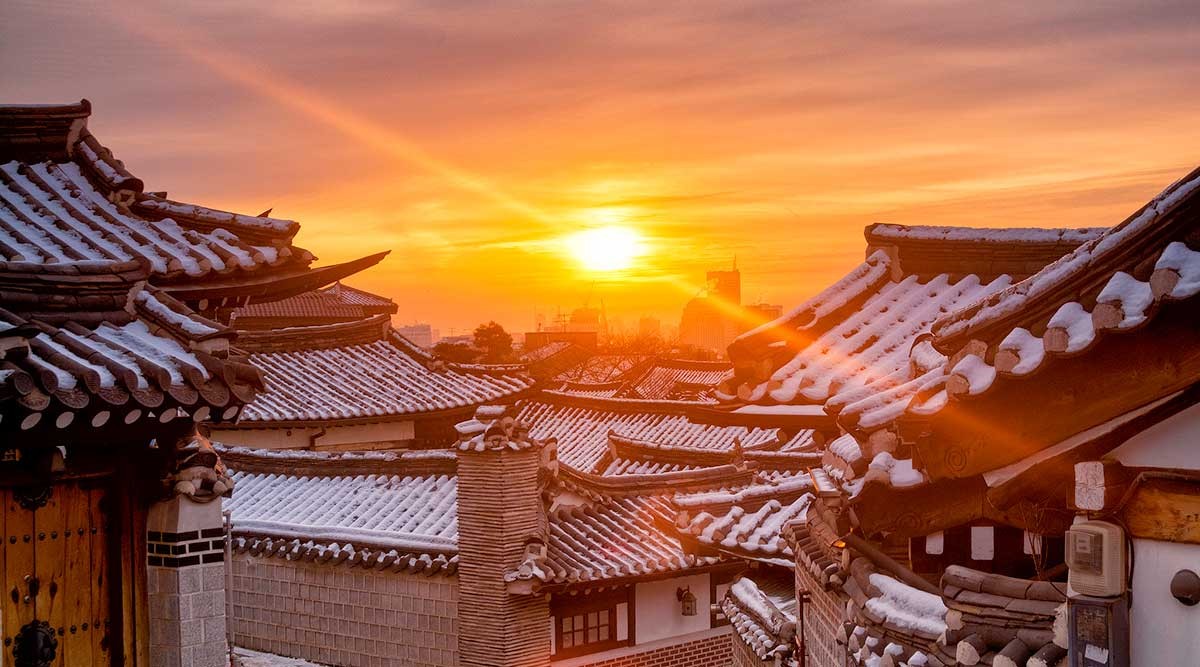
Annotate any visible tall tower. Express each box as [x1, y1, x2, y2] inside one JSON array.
[[706, 262, 741, 305]]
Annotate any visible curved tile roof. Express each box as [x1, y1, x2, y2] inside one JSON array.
[[240, 329, 533, 422], [520, 394, 784, 472]]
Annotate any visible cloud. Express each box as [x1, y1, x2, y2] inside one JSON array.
[[3, 0, 1199, 330]]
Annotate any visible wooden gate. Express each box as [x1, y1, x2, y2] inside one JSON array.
[[1, 480, 114, 667]]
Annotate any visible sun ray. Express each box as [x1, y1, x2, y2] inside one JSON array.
[[107, 9, 553, 227]]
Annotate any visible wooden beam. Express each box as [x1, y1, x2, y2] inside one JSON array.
[[1118, 475, 1200, 544], [986, 386, 1197, 511]]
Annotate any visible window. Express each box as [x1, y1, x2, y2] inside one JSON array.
[[551, 588, 631, 659], [560, 609, 612, 650]]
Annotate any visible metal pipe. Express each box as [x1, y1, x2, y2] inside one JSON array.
[[224, 509, 236, 665]]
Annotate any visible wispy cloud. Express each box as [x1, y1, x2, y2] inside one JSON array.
[[3, 0, 1199, 330]]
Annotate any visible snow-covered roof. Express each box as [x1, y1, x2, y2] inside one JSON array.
[[838, 165, 1200, 439], [724, 220, 1109, 430], [726, 250, 1011, 410], [721, 574, 798, 662], [224, 447, 460, 574], [520, 392, 786, 472], [619, 358, 731, 402], [0, 101, 389, 316], [236, 322, 533, 422], [675, 474, 813, 563], [0, 123, 307, 281], [841, 557, 948, 667], [506, 495, 724, 588], [934, 566, 1066, 667], [555, 354, 650, 384], [0, 276, 262, 431]]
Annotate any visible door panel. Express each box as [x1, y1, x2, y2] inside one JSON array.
[[2, 480, 113, 667], [33, 484, 65, 666], [63, 484, 94, 666], [3, 488, 37, 658], [87, 488, 110, 665]]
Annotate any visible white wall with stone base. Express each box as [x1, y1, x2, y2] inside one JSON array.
[[229, 555, 458, 667]]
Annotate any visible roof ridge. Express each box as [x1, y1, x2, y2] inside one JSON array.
[[217, 444, 458, 477], [537, 389, 711, 413], [930, 164, 1200, 351], [236, 313, 392, 352]]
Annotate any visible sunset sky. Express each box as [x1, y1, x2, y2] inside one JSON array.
[[4, 1, 1200, 335]]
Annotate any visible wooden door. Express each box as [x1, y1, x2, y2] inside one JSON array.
[[1, 480, 114, 667]]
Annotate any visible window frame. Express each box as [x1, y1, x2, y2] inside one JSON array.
[[550, 588, 632, 660]]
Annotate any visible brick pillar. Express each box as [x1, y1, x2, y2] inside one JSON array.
[[146, 496, 229, 667], [147, 432, 233, 667], [455, 405, 552, 667]]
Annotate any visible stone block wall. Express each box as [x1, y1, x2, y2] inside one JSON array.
[[147, 496, 229, 667], [795, 565, 846, 667], [147, 563, 229, 667], [229, 555, 458, 667]]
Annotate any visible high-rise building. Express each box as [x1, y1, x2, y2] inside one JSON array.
[[679, 261, 742, 355]]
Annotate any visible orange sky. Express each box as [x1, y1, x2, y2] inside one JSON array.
[[4, 1, 1200, 334]]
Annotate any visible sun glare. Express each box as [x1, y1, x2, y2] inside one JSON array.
[[565, 226, 645, 272]]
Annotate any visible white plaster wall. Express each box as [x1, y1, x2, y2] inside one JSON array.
[[209, 427, 315, 449], [634, 573, 711, 644], [1129, 539, 1200, 666], [210, 421, 416, 450], [1110, 402, 1200, 470], [314, 420, 415, 447]]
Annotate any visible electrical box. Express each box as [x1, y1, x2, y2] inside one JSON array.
[[1066, 521, 1126, 597], [1068, 594, 1129, 667]]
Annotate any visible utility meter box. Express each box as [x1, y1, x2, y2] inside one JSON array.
[[1066, 520, 1126, 597], [1068, 594, 1129, 667]]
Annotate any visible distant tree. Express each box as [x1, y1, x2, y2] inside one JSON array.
[[432, 341, 481, 364], [601, 331, 670, 356], [473, 321, 514, 363]]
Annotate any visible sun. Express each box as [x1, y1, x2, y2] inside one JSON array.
[[565, 226, 644, 272]]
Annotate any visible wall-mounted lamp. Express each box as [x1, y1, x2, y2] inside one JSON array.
[[676, 586, 697, 616], [1171, 570, 1200, 606]]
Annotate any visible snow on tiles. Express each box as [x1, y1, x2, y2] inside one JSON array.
[[241, 335, 533, 422]]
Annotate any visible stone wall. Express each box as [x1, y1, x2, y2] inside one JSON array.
[[147, 496, 229, 667], [795, 565, 846, 667], [229, 555, 458, 667]]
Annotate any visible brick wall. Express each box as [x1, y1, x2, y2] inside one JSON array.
[[730, 632, 771, 667], [568, 630, 732, 667], [795, 565, 846, 667], [229, 555, 458, 667]]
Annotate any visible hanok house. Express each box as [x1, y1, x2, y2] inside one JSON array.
[[552, 356, 734, 403], [0, 100, 385, 666], [208, 285, 534, 451], [719, 220, 1109, 666], [718, 165, 1200, 666], [218, 383, 830, 667]]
